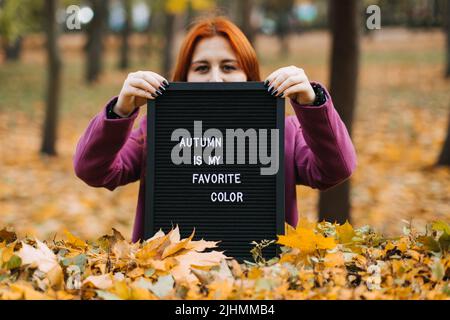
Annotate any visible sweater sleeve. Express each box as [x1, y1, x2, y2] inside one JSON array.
[[73, 96, 145, 191], [289, 82, 357, 190]]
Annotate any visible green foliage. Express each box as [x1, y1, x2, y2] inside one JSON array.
[[0, 0, 43, 43]]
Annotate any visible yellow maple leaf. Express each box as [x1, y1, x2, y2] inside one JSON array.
[[136, 232, 171, 262], [161, 228, 195, 259], [185, 239, 219, 252], [315, 235, 337, 250], [336, 221, 355, 244], [278, 227, 315, 253], [64, 230, 88, 249], [277, 227, 336, 254]]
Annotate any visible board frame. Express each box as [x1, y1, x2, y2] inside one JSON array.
[[144, 82, 285, 256]]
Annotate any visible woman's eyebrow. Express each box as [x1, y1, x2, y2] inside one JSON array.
[[191, 59, 209, 64], [191, 59, 238, 64], [221, 59, 238, 63]]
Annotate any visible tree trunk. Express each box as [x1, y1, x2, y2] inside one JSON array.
[[436, 0, 450, 166], [86, 0, 108, 82], [236, 0, 255, 45], [275, 0, 295, 58], [3, 37, 23, 61], [162, 12, 176, 78], [437, 112, 450, 166], [118, 0, 131, 70], [318, 0, 360, 224], [41, 0, 61, 156], [446, 0, 450, 77], [140, 1, 158, 65]]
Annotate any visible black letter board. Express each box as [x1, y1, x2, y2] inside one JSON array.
[[145, 82, 285, 262]]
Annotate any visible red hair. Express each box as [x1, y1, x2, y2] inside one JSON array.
[[172, 16, 261, 81]]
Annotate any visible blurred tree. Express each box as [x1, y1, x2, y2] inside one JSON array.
[[0, 0, 42, 61], [85, 0, 109, 82], [118, 0, 132, 70], [446, 0, 450, 77], [162, 0, 215, 78], [185, 0, 196, 25], [236, 0, 256, 45], [436, 0, 450, 166], [264, 0, 295, 57], [138, 0, 161, 65], [40, 0, 61, 156], [318, 0, 360, 224], [437, 113, 450, 166], [162, 11, 176, 78]]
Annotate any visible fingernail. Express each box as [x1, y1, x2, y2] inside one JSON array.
[[264, 80, 269, 87], [280, 93, 284, 98], [268, 86, 274, 94], [151, 93, 157, 98], [271, 90, 278, 96], [163, 80, 169, 87], [159, 85, 166, 91], [156, 90, 163, 96]]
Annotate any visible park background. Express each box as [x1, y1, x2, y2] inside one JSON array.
[[0, 0, 449, 243]]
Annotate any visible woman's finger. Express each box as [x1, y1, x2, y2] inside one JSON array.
[[126, 86, 155, 100], [139, 71, 169, 88], [264, 67, 286, 87], [267, 72, 290, 95], [275, 74, 308, 97], [137, 72, 167, 93], [264, 66, 299, 87], [282, 82, 313, 101], [150, 71, 169, 87], [128, 77, 158, 95]]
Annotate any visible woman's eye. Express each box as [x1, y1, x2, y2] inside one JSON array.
[[195, 66, 208, 72], [223, 65, 237, 71]]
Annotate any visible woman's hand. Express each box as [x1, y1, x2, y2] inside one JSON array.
[[264, 66, 316, 105], [115, 71, 169, 116]]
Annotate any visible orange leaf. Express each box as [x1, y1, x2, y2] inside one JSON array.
[[336, 221, 355, 244], [64, 230, 88, 249], [161, 228, 195, 259]]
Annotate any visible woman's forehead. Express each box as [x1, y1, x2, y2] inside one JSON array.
[[191, 36, 238, 63]]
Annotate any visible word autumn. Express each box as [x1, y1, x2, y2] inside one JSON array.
[[170, 121, 279, 175]]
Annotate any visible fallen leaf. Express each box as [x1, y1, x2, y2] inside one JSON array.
[[149, 275, 174, 298], [64, 230, 88, 249], [17, 240, 59, 273], [83, 274, 113, 290], [336, 221, 355, 244]]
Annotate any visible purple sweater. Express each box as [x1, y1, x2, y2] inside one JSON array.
[[73, 83, 357, 243]]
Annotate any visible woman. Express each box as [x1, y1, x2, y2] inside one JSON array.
[[73, 17, 357, 243]]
